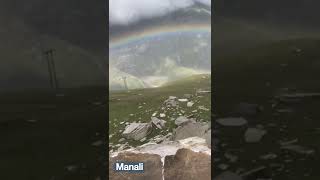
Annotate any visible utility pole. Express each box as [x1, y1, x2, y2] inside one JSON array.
[[44, 49, 59, 91], [122, 76, 128, 90]]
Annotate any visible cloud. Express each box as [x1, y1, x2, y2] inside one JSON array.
[[109, 0, 211, 26]]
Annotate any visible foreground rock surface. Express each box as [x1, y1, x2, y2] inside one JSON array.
[[110, 137, 211, 180], [164, 148, 211, 180], [109, 152, 162, 180]]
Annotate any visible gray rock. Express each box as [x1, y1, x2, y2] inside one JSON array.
[[164, 97, 178, 107], [260, 153, 278, 160], [118, 138, 125, 143], [164, 148, 211, 180], [178, 98, 188, 102], [91, 140, 103, 147], [244, 128, 267, 143], [198, 106, 210, 111], [217, 164, 229, 170], [187, 101, 195, 107], [281, 145, 315, 155], [175, 116, 195, 126], [122, 123, 152, 141], [216, 117, 247, 126], [151, 117, 166, 129], [173, 121, 209, 141]]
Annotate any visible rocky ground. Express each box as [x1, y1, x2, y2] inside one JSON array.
[[109, 74, 211, 180]]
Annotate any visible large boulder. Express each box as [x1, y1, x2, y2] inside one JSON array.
[[164, 148, 211, 180], [122, 123, 152, 141], [173, 121, 210, 141]]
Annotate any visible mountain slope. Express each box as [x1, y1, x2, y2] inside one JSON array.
[[0, 14, 106, 91]]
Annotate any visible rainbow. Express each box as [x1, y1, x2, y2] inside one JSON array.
[[109, 23, 211, 50]]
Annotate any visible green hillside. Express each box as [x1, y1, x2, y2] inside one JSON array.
[[109, 74, 211, 147]]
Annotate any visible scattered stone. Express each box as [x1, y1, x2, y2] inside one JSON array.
[[281, 145, 315, 155], [151, 117, 166, 129], [169, 96, 177, 100], [244, 128, 267, 143], [198, 106, 210, 111], [160, 113, 166, 118], [122, 123, 152, 141], [65, 165, 78, 172], [178, 99, 188, 102], [217, 164, 229, 170], [152, 135, 166, 143], [118, 138, 125, 143], [260, 153, 277, 160], [280, 139, 298, 146], [276, 108, 294, 113], [175, 116, 195, 126], [140, 137, 147, 142], [187, 101, 195, 107], [91, 140, 103, 147], [164, 97, 178, 107], [216, 117, 247, 126]]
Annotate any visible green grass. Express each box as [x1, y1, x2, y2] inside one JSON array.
[[215, 38, 320, 179], [109, 74, 211, 148]]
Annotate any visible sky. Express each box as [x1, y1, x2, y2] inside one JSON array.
[[109, 0, 211, 26]]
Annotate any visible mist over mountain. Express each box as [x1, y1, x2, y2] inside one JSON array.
[[109, 5, 211, 90]]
